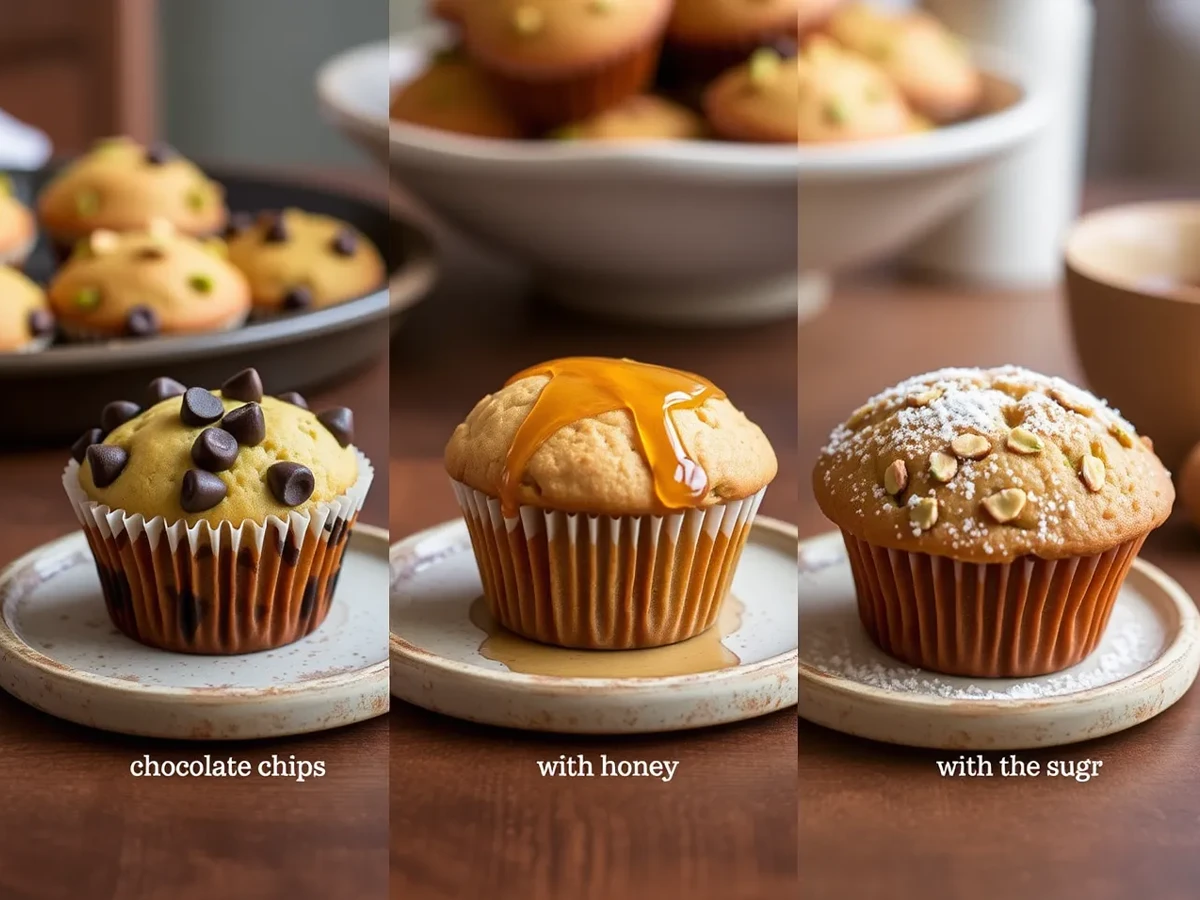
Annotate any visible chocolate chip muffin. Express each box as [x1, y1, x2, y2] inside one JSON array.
[[37, 136, 228, 249], [63, 367, 373, 654], [46, 224, 251, 340], [390, 56, 525, 139], [552, 94, 707, 142], [0, 266, 54, 353], [224, 209, 386, 315], [813, 366, 1174, 678], [791, 37, 914, 144], [445, 357, 777, 650], [0, 174, 37, 267]]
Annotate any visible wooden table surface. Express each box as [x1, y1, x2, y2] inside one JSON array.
[[388, 207, 799, 900], [0, 360, 391, 900], [798, 219, 1200, 896]]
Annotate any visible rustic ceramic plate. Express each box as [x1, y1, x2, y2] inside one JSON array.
[[389, 516, 798, 734], [0, 165, 438, 446], [0, 524, 389, 739], [799, 531, 1200, 750]]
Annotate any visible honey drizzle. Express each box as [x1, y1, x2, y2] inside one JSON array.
[[500, 357, 726, 516]]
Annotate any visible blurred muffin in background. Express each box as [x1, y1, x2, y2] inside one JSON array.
[[429, 0, 464, 25], [0, 266, 54, 353], [38, 137, 228, 251], [390, 55, 525, 139], [704, 48, 800, 144], [826, 2, 982, 123], [225, 208, 385, 316], [664, 0, 807, 84], [792, 37, 913, 144], [0, 174, 37, 267], [48, 224, 250, 340], [552, 94, 707, 142], [458, 0, 673, 128]]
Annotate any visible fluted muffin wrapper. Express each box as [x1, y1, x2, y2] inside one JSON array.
[[840, 530, 1149, 678], [451, 479, 765, 650], [479, 39, 663, 130], [61, 450, 373, 655]]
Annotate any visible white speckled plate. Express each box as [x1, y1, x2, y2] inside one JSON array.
[[0, 525, 390, 739], [390, 517, 798, 734], [799, 530, 1200, 749]]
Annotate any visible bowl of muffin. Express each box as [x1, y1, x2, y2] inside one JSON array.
[[0, 137, 434, 442]]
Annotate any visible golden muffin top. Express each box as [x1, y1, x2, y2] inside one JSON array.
[[445, 357, 778, 517], [0, 266, 53, 352], [795, 37, 914, 143], [813, 367, 1175, 564], [668, 0, 800, 43], [0, 175, 36, 256], [553, 95, 707, 142], [38, 136, 227, 241], [75, 368, 358, 526], [389, 56, 525, 139], [704, 49, 801, 144]]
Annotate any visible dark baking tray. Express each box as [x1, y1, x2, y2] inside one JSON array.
[[0, 165, 437, 447]]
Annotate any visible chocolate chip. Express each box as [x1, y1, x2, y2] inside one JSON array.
[[316, 407, 354, 447], [224, 211, 253, 238], [71, 427, 103, 463], [263, 214, 289, 243], [330, 229, 357, 256], [221, 402, 265, 446], [100, 400, 141, 434], [125, 305, 159, 337], [87, 444, 129, 487], [180, 469, 227, 512], [144, 142, 175, 165], [191, 427, 239, 472], [221, 368, 263, 403], [282, 286, 312, 310], [277, 391, 308, 409], [28, 308, 55, 337], [180, 387, 224, 427], [267, 461, 314, 507], [147, 376, 187, 404]]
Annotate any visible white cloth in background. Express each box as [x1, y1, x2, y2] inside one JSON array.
[[0, 109, 51, 170]]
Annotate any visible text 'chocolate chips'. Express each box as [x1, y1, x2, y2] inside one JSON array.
[[330, 229, 357, 256], [277, 391, 308, 410], [180, 387, 224, 426], [148, 376, 187, 404], [267, 461, 315, 507], [125, 305, 160, 337], [191, 427, 239, 472], [101, 400, 141, 434], [180, 469, 227, 513], [222, 402, 266, 446], [282, 286, 312, 311], [71, 427, 104, 463], [221, 367, 263, 403], [316, 407, 354, 447], [87, 444, 129, 488], [28, 308, 55, 337]]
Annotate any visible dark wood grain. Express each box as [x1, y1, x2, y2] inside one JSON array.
[[0, 361, 390, 900], [798, 185, 1200, 900], [389, 200, 799, 900]]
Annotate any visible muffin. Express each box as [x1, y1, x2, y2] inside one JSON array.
[[390, 57, 525, 139], [791, 37, 913, 144], [0, 266, 55, 353], [459, 0, 674, 129], [47, 224, 251, 340], [813, 366, 1175, 678], [704, 49, 801, 144], [63, 368, 373, 654], [224, 209, 386, 315], [552, 94, 707, 142], [826, 3, 982, 124], [430, 0, 464, 24], [38, 136, 228, 250], [663, 0, 805, 84], [0, 174, 37, 267], [445, 357, 777, 650]]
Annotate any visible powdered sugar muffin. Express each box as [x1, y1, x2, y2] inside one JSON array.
[[813, 366, 1174, 678], [794, 37, 913, 144]]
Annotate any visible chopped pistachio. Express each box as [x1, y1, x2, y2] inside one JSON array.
[[983, 488, 1027, 524], [884, 459, 908, 495], [76, 190, 101, 217], [1109, 423, 1135, 449], [188, 273, 215, 294], [749, 48, 782, 88], [512, 5, 544, 35], [909, 497, 938, 531], [1049, 388, 1094, 417], [951, 433, 991, 460], [823, 98, 849, 126], [74, 287, 101, 311], [907, 387, 943, 408], [846, 403, 874, 430], [1081, 456, 1106, 492], [186, 186, 207, 212], [928, 451, 958, 483], [1006, 427, 1044, 455]]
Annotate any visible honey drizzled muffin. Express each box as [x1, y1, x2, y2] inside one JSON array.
[[225, 209, 386, 315], [0, 174, 36, 266], [37, 136, 228, 250], [63, 367, 373, 654], [46, 222, 250, 340], [390, 55, 525, 139], [813, 366, 1174, 678], [826, 2, 982, 124], [0, 266, 55, 353], [445, 357, 777, 650], [792, 37, 913, 144], [704, 48, 800, 144], [458, 0, 674, 129]]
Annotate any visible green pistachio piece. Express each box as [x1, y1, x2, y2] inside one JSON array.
[[76, 190, 101, 217], [74, 287, 101, 311], [188, 273, 215, 294]]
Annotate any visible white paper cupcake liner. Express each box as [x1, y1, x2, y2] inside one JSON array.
[[62, 450, 373, 654], [450, 478, 765, 650]]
